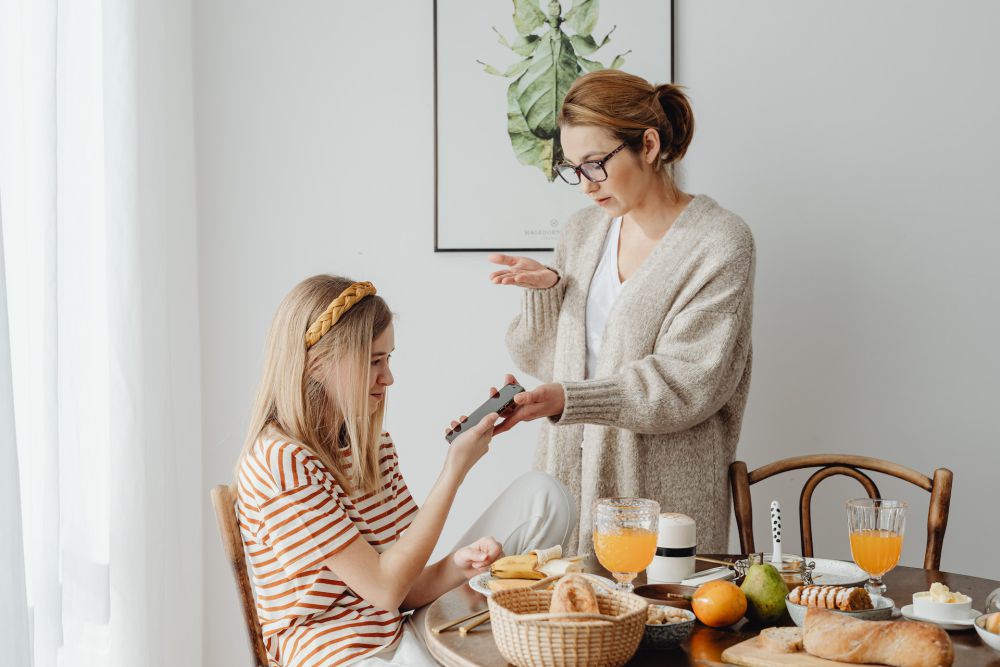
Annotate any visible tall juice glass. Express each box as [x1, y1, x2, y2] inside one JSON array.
[[593, 498, 659, 593], [846, 498, 906, 602]]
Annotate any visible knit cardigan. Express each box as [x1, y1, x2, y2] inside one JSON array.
[[506, 194, 755, 556]]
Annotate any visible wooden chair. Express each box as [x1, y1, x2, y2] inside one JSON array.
[[729, 455, 952, 570], [211, 484, 269, 667]]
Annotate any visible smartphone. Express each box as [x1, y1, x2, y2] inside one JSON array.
[[445, 382, 524, 443]]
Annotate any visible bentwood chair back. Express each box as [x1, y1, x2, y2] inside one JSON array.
[[729, 455, 952, 570], [211, 484, 269, 667]]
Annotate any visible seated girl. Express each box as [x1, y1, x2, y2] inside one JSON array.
[[235, 275, 574, 667]]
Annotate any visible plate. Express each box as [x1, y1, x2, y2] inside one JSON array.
[[900, 604, 980, 631], [468, 572, 616, 597], [806, 558, 869, 586]]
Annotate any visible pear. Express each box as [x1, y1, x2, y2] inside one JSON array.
[[740, 562, 789, 625]]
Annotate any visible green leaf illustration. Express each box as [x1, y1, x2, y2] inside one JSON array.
[[507, 84, 555, 180], [512, 0, 545, 36], [564, 0, 599, 36], [479, 0, 628, 181]]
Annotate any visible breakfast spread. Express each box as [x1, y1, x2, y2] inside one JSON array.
[[788, 584, 874, 611], [802, 607, 954, 667], [547, 574, 599, 619]]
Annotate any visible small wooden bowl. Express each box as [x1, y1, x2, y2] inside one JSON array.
[[633, 583, 696, 611]]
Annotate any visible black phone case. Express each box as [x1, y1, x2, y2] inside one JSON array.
[[445, 383, 524, 443]]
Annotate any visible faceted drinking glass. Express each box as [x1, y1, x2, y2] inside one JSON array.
[[593, 497, 659, 593]]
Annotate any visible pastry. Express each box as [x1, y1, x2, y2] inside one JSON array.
[[548, 574, 599, 620], [803, 607, 953, 667], [788, 585, 873, 611]]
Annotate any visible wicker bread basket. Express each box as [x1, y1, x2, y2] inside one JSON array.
[[487, 574, 648, 667]]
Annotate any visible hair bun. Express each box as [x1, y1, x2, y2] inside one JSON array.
[[653, 83, 695, 163]]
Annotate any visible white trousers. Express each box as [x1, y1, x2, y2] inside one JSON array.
[[357, 471, 576, 667]]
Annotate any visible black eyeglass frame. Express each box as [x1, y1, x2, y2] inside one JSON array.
[[554, 143, 629, 185]]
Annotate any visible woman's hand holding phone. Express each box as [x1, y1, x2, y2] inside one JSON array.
[[488, 254, 559, 289], [492, 382, 566, 435]]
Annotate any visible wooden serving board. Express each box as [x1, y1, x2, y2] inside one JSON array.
[[721, 636, 881, 667]]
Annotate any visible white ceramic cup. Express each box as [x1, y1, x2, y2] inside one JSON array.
[[646, 513, 696, 583]]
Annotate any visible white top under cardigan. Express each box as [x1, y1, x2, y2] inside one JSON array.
[[585, 216, 625, 379]]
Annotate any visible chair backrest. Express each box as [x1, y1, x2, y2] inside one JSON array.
[[729, 455, 952, 570], [211, 484, 269, 667]]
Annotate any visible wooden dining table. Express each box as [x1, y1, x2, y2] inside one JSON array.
[[419, 555, 1000, 667]]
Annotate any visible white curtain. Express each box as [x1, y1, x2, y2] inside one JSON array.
[[0, 1, 202, 666]]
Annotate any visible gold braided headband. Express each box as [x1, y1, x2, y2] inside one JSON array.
[[304, 281, 377, 348]]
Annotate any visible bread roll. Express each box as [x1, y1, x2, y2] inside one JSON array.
[[548, 575, 599, 620], [803, 608, 953, 667], [759, 627, 803, 653]]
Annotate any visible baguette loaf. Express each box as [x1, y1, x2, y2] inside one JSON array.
[[803, 608, 953, 667]]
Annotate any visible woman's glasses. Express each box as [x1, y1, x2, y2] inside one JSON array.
[[555, 143, 627, 185]]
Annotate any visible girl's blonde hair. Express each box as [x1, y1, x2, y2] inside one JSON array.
[[558, 69, 694, 183], [238, 274, 393, 495]]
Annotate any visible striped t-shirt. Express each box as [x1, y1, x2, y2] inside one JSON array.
[[236, 430, 419, 667]]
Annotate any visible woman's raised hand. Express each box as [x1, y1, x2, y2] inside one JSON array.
[[488, 254, 559, 289]]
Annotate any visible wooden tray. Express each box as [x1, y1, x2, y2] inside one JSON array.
[[721, 636, 881, 667]]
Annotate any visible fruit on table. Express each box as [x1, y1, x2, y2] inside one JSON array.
[[985, 612, 1000, 634], [691, 580, 747, 627], [490, 554, 546, 580], [741, 562, 790, 624], [490, 546, 582, 580]]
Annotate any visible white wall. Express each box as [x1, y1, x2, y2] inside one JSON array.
[[674, 1, 1000, 576], [194, 2, 1000, 665]]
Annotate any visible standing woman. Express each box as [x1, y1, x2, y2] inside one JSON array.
[[489, 70, 755, 556]]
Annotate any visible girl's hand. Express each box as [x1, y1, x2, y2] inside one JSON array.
[[452, 537, 503, 579], [444, 411, 499, 480], [492, 383, 565, 436], [488, 254, 559, 289]]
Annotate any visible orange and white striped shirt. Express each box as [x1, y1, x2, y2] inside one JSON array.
[[237, 430, 419, 667]]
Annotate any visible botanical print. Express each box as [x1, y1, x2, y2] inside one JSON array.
[[479, 0, 628, 181]]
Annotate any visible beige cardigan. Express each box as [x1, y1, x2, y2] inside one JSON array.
[[506, 194, 755, 555]]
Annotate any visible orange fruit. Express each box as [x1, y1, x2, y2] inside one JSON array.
[[691, 580, 747, 628]]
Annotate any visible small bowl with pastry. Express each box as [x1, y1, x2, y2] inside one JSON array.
[[640, 606, 695, 650], [975, 612, 1000, 651], [785, 584, 893, 626]]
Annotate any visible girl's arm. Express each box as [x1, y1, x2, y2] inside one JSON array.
[[400, 537, 502, 609], [320, 414, 498, 612]]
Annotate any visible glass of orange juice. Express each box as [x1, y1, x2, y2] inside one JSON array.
[[846, 498, 906, 602], [593, 497, 659, 592]]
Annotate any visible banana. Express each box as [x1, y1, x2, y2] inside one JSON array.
[[537, 557, 583, 577], [489, 553, 545, 580]]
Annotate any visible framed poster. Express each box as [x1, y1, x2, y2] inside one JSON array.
[[434, 0, 674, 251]]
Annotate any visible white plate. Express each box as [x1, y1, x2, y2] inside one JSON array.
[[806, 558, 869, 586], [468, 572, 617, 597], [900, 604, 980, 631]]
